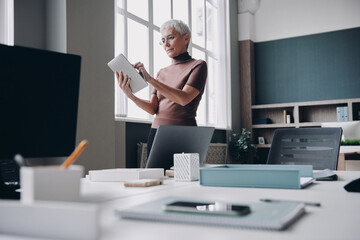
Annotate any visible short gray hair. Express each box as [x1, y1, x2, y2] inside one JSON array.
[[160, 19, 191, 38]]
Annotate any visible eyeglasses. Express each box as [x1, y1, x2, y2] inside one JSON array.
[[159, 35, 176, 46]]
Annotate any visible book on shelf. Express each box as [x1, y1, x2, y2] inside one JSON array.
[[253, 118, 271, 125], [283, 110, 291, 124], [336, 106, 348, 122]]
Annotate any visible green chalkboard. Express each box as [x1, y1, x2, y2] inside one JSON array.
[[254, 27, 360, 105]]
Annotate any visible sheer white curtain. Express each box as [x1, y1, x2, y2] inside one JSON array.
[[0, 0, 14, 45]]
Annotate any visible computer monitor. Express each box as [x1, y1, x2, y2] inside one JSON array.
[[0, 44, 81, 159], [321, 121, 360, 140], [145, 125, 215, 170]]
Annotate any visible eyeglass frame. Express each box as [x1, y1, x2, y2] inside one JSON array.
[[159, 34, 177, 46]]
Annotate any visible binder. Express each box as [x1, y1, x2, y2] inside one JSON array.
[[116, 196, 305, 231], [199, 165, 314, 189]]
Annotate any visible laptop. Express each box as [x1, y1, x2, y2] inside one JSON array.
[[145, 125, 215, 170]]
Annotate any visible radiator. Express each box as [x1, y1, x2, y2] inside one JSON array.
[[137, 143, 228, 168]]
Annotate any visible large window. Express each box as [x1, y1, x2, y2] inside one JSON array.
[[0, 0, 14, 45], [115, 0, 231, 129]]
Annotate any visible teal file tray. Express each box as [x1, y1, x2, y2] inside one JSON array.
[[199, 165, 314, 189]]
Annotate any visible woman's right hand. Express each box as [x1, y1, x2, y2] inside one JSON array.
[[116, 71, 133, 97]]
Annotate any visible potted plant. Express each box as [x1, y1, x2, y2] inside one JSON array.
[[228, 128, 257, 164], [341, 139, 360, 146]]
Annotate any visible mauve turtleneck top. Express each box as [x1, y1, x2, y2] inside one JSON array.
[[151, 52, 207, 128]]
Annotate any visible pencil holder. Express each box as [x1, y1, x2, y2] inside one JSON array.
[[20, 165, 84, 203], [174, 153, 199, 181]]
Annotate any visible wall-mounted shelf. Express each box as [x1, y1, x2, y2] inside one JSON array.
[[250, 98, 360, 148]]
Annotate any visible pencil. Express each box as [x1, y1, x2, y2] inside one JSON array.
[[60, 140, 88, 169]]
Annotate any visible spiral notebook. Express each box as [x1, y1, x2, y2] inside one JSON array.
[[116, 196, 306, 230]]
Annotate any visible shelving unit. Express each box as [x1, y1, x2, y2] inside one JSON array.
[[251, 98, 360, 148]]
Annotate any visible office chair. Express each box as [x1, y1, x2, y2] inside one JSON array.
[[267, 128, 342, 170]]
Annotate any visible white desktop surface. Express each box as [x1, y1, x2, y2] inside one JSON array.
[[1, 171, 359, 240], [99, 171, 360, 240], [340, 145, 360, 154]]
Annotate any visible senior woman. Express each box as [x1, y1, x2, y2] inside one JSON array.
[[116, 19, 208, 156]]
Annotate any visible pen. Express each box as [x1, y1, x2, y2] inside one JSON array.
[[60, 140, 88, 169], [260, 198, 321, 207]]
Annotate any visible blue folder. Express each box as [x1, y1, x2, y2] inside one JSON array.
[[199, 165, 314, 189]]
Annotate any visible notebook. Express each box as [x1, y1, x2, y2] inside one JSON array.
[[107, 53, 148, 93], [116, 196, 306, 230]]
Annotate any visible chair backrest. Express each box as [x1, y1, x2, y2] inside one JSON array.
[[267, 128, 342, 170]]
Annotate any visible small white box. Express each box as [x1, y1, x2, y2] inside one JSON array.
[[174, 153, 199, 181], [88, 168, 164, 182], [20, 165, 83, 203]]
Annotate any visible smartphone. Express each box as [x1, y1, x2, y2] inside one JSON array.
[[164, 200, 251, 216]]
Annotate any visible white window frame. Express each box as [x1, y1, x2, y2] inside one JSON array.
[[114, 0, 232, 129], [0, 0, 14, 45]]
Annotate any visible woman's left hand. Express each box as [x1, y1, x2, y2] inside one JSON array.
[[133, 62, 154, 84]]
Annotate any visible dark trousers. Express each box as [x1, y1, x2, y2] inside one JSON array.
[[147, 128, 157, 157]]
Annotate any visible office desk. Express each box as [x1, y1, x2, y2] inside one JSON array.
[[96, 171, 360, 240], [1, 171, 359, 240], [339, 146, 360, 170]]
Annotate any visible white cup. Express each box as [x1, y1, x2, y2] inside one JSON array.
[[20, 165, 83, 203]]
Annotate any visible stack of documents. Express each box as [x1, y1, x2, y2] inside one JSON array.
[[88, 168, 164, 182], [116, 196, 305, 230]]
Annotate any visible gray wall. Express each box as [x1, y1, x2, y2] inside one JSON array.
[[45, 0, 66, 53], [14, 0, 45, 49], [229, 0, 240, 132], [14, 0, 118, 173], [14, 0, 66, 53], [255, 27, 360, 104], [66, 0, 116, 172]]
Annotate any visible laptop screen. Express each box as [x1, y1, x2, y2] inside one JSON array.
[[145, 125, 215, 170]]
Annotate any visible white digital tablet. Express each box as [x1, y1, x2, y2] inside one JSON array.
[[107, 54, 148, 93]]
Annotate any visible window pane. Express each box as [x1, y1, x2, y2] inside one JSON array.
[[196, 93, 206, 125], [153, 30, 172, 77], [127, 20, 149, 70], [173, 0, 188, 24], [153, 0, 171, 27], [206, 0, 218, 52], [207, 56, 217, 125], [115, 10, 126, 117], [116, 0, 123, 8], [191, 0, 205, 48], [127, 19, 149, 119], [191, 48, 205, 61], [192, 48, 206, 125], [115, 11, 125, 55], [127, 0, 148, 21]]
